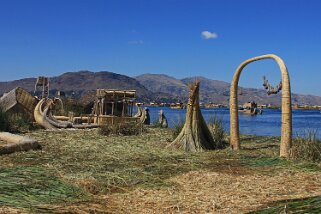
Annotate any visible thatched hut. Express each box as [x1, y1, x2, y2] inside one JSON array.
[[92, 89, 139, 125]]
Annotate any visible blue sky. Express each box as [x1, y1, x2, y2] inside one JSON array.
[[0, 0, 320, 96]]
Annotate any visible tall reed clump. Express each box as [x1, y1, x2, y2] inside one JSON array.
[[0, 109, 10, 131], [171, 117, 185, 140], [290, 129, 321, 162], [208, 115, 227, 149], [63, 99, 86, 116], [99, 122, 145, 136], [7, 113, 35, 133], [152, 119, 162, 128], [0, 110, 35, 133]]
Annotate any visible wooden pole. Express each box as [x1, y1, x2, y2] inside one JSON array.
[[122, 102, 125, 117], [112, 102, 114, 116]]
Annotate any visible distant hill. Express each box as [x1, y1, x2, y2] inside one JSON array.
[[136, 74, 321, 106], [0, 71, 153, 103], [135, 74, 188, 97], [1, 71, 321, 106]]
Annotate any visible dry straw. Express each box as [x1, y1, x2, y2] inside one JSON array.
[[1, 129, 321, 213]]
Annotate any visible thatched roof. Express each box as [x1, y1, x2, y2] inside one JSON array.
[[96, 89, 136, 101], [0, 87, 38, 115]]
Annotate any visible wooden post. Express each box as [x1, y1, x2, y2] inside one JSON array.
[[101, 98, 105, 115], [122, 100, 125, 117], [111, 102, 114, 116]]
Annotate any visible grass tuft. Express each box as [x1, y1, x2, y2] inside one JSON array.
[[99, 122, 145, 136], [171, 117, 185, 140], [7, 113, 36, 133], [208, 114, 228, 149], [0, 109, 10, 131], [152, 120, 162, 128], [291, 129, 321, 162], [0, 110, 36, 133]]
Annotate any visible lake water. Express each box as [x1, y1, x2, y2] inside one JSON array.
[[144, 107, 321, 139]]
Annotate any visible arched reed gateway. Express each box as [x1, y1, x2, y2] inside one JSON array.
[[229, 54, 292, 158]]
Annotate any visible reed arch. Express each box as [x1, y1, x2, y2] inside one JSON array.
[[229, 54, 292, 158]]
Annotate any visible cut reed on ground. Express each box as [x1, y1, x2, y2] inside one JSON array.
[[1, 128, 321, 213]]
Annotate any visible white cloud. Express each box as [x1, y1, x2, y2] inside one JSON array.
[[128, 40, 144, 45], [201, 31, 218, 39]]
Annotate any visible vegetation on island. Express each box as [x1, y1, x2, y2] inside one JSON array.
[[1, 127, 321, 213]]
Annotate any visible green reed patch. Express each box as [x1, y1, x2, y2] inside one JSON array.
[[241, 156, 321, 172], [242, 156, 289, 167], [250, 195, 321, 214], [0, 166, 88, 212], [291, 130, 321, 163]]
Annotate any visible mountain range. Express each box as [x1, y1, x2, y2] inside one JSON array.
[[136, 74, 321, 106], [1, 70, 321, 106]]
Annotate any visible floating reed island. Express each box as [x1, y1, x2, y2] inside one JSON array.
[[0, 54, 321, 213]]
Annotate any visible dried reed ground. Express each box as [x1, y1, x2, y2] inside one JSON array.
[[0, 129, 321, 213]]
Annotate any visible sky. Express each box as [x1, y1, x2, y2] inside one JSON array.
[[0, 0, 320, 96]]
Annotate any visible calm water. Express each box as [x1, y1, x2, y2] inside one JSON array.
[[143, 107, 321, 139]]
